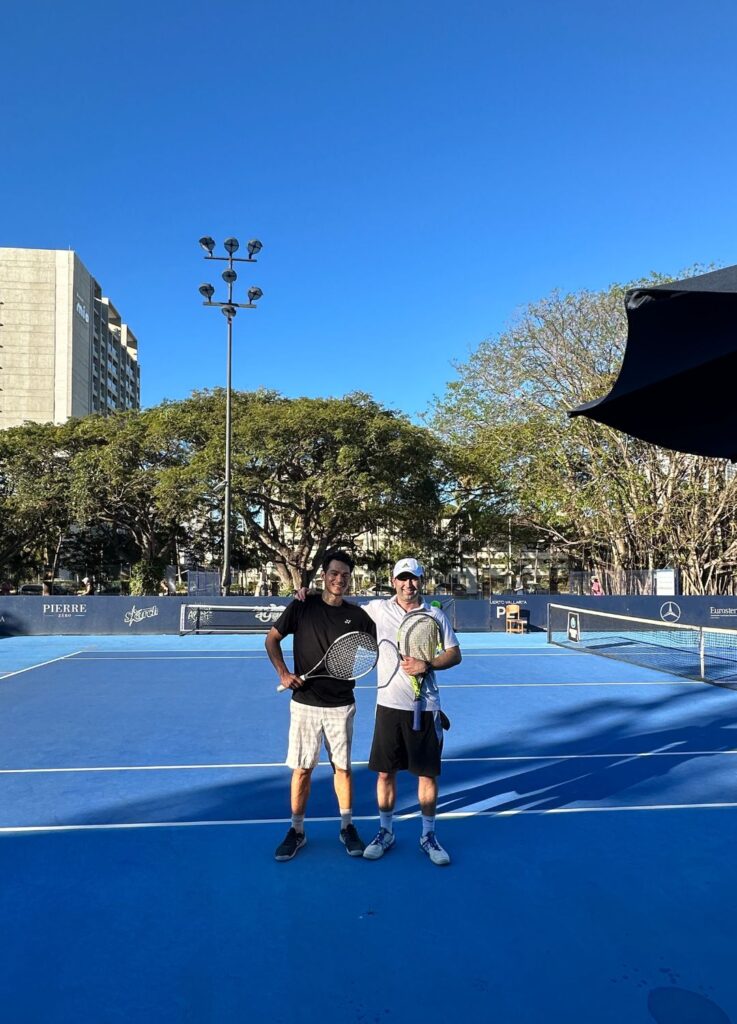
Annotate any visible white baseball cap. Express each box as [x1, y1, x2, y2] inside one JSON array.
[[392, 558, 424, 579]]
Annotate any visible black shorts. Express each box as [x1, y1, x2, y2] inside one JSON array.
[[368, 705, 444, 778]]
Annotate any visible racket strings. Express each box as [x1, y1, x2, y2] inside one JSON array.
[[399, 618, 441, 662], [324, 632, 379, 679]]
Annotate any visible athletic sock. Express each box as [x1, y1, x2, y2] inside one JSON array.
[[421, 815, 435, 837], [291, 814, 305, 834], [380, 811, 394, 833], [340, 808, 352, 829]]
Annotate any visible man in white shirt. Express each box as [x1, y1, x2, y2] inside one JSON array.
[[362, 558, 461, 866]]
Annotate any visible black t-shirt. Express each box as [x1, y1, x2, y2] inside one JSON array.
[[274, 595, 376, 708]]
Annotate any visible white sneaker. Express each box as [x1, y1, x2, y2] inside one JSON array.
[[419, 831, 450, 866], [363, 827, 396, 860]]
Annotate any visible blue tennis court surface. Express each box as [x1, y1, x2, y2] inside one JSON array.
[[2, 631, 736, 1023]]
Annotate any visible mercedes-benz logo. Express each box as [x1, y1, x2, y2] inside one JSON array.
[[660, 601, 681, 623]]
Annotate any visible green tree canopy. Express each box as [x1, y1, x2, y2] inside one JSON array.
[[429, 274, 737, 595], [174, 389, 450, 588], [0, 391, 454, 591]]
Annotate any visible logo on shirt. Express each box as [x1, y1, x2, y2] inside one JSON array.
[[344, 619, 352, 625]]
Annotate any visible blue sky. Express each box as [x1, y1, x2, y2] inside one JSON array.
[[3, 0, 737, 418]]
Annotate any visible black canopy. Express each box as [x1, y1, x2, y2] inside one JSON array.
[[569, 265, 737, 459]]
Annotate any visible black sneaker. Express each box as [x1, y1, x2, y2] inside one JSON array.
[[340, 823, 365, 857], [275, 827, 307, 861]]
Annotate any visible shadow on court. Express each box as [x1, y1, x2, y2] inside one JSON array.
[[3, 678, 737, 829], [2, 637, 737, 1021]]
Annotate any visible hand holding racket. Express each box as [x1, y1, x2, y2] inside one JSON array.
[[396, 611, 443, 730], [276, 631, 379, 692]]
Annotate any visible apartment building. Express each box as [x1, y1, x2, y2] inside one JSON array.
[[0, 247, 140, 429]]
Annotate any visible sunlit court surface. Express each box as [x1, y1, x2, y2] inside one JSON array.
[[1, 631, 736, 1024]]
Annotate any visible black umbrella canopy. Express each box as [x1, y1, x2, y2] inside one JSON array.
[[569, 265, 737, 459]]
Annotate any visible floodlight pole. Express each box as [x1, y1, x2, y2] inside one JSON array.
[[198, 238, 263, 595], [224, 306, 234, 597]]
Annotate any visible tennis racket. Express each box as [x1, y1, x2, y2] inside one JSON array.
[[396, 611, 443, 730], [276, 630, 379, 692]]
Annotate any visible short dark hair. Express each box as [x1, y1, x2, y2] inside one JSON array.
[[321, 548, 355, 573]]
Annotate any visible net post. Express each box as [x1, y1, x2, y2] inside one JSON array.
[[700, 628, 706, 679]]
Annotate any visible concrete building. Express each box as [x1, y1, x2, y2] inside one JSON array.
[[0, 247, 140, 429]]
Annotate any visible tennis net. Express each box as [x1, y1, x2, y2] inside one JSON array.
[[547, 603, 737, 685], [180, 602, 285, 634]]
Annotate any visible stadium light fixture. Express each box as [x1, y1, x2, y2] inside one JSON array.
[[197, 234, 265, 595]]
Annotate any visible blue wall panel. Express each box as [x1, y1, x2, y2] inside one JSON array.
[[2, 594, 737, 637]]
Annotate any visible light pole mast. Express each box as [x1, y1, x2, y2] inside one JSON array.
[[198, 236, 263, 595]]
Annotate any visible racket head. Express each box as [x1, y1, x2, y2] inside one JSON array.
[[397, 611, 442, 662], [322, 630, 379, 681]]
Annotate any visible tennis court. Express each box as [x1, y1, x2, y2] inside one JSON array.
[[1, 630, 736, 1023]]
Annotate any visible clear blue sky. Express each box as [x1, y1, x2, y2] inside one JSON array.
[[3, 0, 737, 418]]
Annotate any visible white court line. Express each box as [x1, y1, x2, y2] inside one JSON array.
[[70, 655, 268, 661], [2, 750, 735, 775], [445, 680, 700, 687], [0, 651, 84, 682], [0, 761, 291, 774], [459, 652, 581, 657], [355, 680, 701, 688], [68, 652, 566, 661], [3, 801, 737, 834]]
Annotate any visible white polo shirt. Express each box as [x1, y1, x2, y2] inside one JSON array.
[[363, 596, 459, 712]]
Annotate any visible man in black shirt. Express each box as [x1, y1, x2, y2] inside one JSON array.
[[265, 549, 375, 861]]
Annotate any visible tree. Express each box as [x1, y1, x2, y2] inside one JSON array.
[[175, 390, 450, 589], [0, 422, 81, 582], [430, 274, 737, 595], [68, 408, 194, 565]]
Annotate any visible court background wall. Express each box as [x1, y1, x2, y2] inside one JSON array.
[[2, 595, 737, 637]]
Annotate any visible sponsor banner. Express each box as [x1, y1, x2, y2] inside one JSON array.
[[482, 596, 737, 632], [0, 597, 178, 636], [3, 594, 737, 636], [124, 604, 161, 628], [183, 602, 287, 632], [42, 601, 89, 620]]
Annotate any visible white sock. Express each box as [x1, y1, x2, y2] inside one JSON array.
[[291, 814, 305, 834], [380, 811, 393, 833], [421, 815, 435, 837], [340, 808, 352, 829]]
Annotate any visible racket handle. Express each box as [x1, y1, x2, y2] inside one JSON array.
[[412, 698, 422, 731], [277, 672, 306, 692]]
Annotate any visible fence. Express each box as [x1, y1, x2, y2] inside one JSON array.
[[568, 569, 680, 597], [185, 569, 221, 597]]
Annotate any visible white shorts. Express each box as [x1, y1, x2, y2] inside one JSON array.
[[286, 701, 356, 771]]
